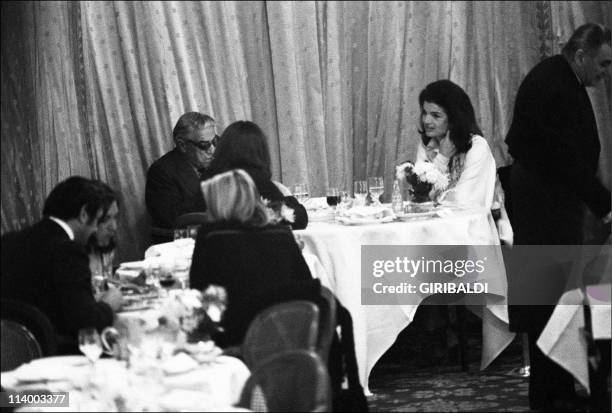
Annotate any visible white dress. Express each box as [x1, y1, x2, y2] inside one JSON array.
[[416, 135, 496, 210]]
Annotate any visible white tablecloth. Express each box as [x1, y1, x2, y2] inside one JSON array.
[[296, 206, 515, 392], [537, 283, 611, 394], [1, 355, 250, 411]]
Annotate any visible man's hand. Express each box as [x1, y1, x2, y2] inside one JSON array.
[[603, 211, 612, 224], [439, 131, 457, 159], [99, 284, 123, 312]]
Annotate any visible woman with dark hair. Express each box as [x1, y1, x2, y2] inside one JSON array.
[[210, 120, 308, 229], [415, 79, 496, 209]]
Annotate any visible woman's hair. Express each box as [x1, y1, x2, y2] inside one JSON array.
[[210, 121, 272, 179], [201, 169, 270, 227], [417, 79, 482, 154]]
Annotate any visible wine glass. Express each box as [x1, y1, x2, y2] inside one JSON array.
[[353, 181, 367, 205], [173, 229, 188, 241], [326, 187, 340, 208], [293, 183, 310, 204], [79, 328, 103, 365], [367, 177, 384, 205], [172, 257, 191, 289]]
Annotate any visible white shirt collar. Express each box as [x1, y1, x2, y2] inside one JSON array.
[[571, 66, 583, 85], [49, 216, 75, 241], [565, 57, 583, 85]]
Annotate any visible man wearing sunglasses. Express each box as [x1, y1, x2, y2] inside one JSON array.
[[145, 112, 218, 234]]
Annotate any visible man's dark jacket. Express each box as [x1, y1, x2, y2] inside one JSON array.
[[145, 148, 211, 229], [1, 219, 114, 341], [506, 54, 610, 225], [505, 54, 611, 333]]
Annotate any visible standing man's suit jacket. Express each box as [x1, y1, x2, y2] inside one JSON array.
[[505, 54, 611, 332], [1, 219, 114, 339], [506, 54, 610, 222]]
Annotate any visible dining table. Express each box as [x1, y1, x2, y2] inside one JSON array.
[[139, 202, 516, 393], [1, 286, 251, 412], [295, 201, 515, 393], [537, 283, 611, 394]]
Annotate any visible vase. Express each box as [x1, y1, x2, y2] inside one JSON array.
[[411, 191, 431, 203]]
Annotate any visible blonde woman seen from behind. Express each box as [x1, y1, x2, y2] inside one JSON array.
[[200, 169, 270, 227]]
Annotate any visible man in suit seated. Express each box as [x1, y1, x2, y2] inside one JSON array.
[[145, 112, 218, 233], [1, 176, 123, 353]]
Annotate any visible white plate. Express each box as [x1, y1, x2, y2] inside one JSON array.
[[336, 215, 396, 225], [27, 355, 89, 368], [119, 302, 153, 312], [396, 211, 439, 220], [309, 210, 335, 222], [13, 356, 88, 382]]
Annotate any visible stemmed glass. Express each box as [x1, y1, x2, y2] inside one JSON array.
[[353, 181, 368, 206], [79, 328, 103, 374], [293, 183, 310, 204], [173, 229, 188, 241], [326, 188, 340, 209], [367, 177, 384, 205]]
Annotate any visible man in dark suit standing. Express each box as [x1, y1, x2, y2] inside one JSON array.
[[1, 177, 123, 352], [505, 23, 611, 411], [145, 112, 218, 233]]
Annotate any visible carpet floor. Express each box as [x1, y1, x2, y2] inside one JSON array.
[[367, 310, 534, 412]]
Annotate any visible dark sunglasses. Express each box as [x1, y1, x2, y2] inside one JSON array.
[[184, 135, 219, 151]]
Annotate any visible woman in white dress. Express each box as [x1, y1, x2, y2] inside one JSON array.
[[415, 80, 496, 209], [410, 80, 509, 364]]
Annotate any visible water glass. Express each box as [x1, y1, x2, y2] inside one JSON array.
[[92, 275, 106, 296], [173, 257, 191, 289], [79, 328, 103, 364], [354, 181, 367, 205], [145, 261, 161, 289], [293, 183, 310, 204], [367, 177, 384, 205], [338, 190, 351, 210]]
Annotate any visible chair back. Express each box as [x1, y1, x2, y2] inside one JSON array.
[[316, 286, 337, 364], [1, 320, 42, 371], [174, 212, 208, 229], [1, 299, 57, 357], [242, 301, 319, 370], [238, 349, 331, 412]]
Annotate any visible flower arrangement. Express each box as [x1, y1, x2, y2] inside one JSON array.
[[262, 198, 295, 224], [157, 286, 227, 343], [396, 161, 449, 203]]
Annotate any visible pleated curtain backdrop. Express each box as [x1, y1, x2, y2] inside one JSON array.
[[2, 1, 611, 261]]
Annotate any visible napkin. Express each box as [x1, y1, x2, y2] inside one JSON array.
[[303, 197, 329, 211], [162, 352, 199, 375], [115, 269, 143, 283], [340, 206, 394, 220]]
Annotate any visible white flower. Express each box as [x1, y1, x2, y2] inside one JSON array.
[[412, 161, 449, 191], [396, 162, 413, 181], [280, 204, 295, 223], [206, 304, 223, 323], [412, 161, 429, 177]]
